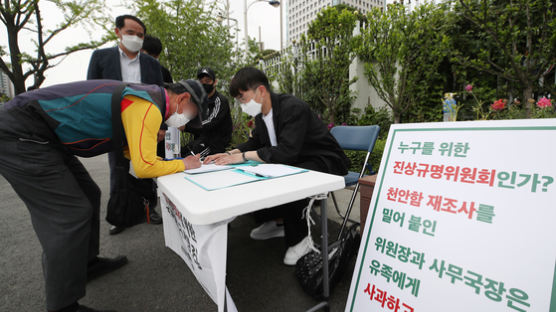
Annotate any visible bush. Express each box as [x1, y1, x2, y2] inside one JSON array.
[[344, 138, 386, 175], [230, 105, 252, 148], [342, 104, 391, 175]]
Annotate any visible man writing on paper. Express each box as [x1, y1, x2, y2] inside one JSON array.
[[204, 67, 349, 265], [0, 79, 205, 312]]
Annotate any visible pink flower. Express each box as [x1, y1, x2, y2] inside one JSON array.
[[491, 99, 506, 111], [465, 84, 473, 92], [536, 97, 552, 108], [341, 122, 347, 126], [327, 122, 335, 130]]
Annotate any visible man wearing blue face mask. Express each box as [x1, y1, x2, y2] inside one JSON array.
[[0, 79, 205, 312], [204, 67, 349, 266]]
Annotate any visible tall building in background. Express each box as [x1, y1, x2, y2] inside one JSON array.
[[286, 0, 385, 46], [0, 69, 15, 99]]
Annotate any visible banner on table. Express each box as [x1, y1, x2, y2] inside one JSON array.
[[160, 191, 237, 312]]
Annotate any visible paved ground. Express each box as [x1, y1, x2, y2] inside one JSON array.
[[0, 155, 361, 311]]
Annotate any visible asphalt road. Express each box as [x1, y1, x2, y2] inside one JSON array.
[[0, 154, 358, 312]]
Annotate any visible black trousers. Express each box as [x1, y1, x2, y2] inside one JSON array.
[[0, 138, 100, 310], [253, 159, 326, 247], [108, 150, 157, 218]]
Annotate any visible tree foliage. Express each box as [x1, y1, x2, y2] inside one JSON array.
[[451, 0, 556, 117], [268, 6, 360, 124], [0, 0, 112, 94], [135, 0, 239, 94], [301, 6, 360, 124], [358, 3, 450, 123]]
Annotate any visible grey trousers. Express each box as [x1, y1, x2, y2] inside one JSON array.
[[0, 138, 101, 310]]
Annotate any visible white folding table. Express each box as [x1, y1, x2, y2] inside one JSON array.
[[157, 169, 345, 311]]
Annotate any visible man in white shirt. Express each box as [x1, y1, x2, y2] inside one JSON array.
[[87, 15, 165, 236], [205, 67, 349, 265]]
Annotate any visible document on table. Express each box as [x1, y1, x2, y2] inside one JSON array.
[[184, 170, 262, 191], [237, 164, 307, 178], [184, 163, 232, 174]]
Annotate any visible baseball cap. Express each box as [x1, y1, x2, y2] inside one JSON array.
[[197, 67, 216, 81], [176, 79, 208, 126]]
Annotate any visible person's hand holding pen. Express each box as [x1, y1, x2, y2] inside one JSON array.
[[182, 152, 201, 170]]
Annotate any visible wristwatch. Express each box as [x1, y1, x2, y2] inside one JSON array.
[[242, 152, 247, 162]]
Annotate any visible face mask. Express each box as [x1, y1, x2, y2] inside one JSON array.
[[121, 34, 144, 53], [202, 83, 214, 94], [240, 91, 262, 117], [165, 102, 193, 128]]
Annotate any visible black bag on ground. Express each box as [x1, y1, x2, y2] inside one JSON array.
[[105, 85, 156, 228], [106, 167, 157, 227], [295, 222, 360, 300]]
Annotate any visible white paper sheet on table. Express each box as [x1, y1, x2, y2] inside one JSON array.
[[184, 163, 232, 174], [237, 164, 307, 178], [185, 169, 261, 191]]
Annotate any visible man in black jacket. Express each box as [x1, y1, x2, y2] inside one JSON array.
[[87, 15, 163, 85], [87, 15, 164, 234], [183, 67, 232, 155], [204, 67, 349, 265], [141, 35, 173, 84]]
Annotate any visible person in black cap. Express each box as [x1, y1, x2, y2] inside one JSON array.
[[183, 67, 233, 156], [0, 79, 206, 312]]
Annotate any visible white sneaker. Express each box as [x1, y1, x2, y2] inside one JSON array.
[[250, 221, 285, 240], [283, 236, 313, 266]]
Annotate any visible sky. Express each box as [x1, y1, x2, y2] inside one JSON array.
[[0, 0, 284, 88]]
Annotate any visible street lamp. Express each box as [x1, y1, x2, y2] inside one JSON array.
[[216, 13, 240, 54], [244, 0, 280, 50]]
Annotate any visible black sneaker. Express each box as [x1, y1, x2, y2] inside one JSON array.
[[149, 209, 162, 224], [76, 305, 117, 312], [109, 225, 125, 235], [87, 256, 128, 282]]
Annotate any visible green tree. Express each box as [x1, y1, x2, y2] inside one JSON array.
[[300, 6, 360, 124], [453, 0, 556, 117], [135, 0, 236, 92], [265, 44, 306, 99], [0, 0, 111, 94], [358, 3, 450, 123]]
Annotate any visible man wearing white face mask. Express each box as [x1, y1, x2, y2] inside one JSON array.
[[87, 14, 165, 234], [204, 67, 349, 266], [0, 79, 206, 312], [87, 15, 163, 85]]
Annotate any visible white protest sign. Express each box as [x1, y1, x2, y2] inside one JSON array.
[[159, 190, 237, 312], [346, 119, 556, 312]]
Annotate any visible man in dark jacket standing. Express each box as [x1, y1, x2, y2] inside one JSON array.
[[87, 14, 164, 234], [87, 15, 163, 85], [204, 67, 349, 266], [184, 67, 232, 155]]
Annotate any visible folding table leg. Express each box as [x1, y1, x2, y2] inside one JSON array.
[[321, 196, 330, 311]]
